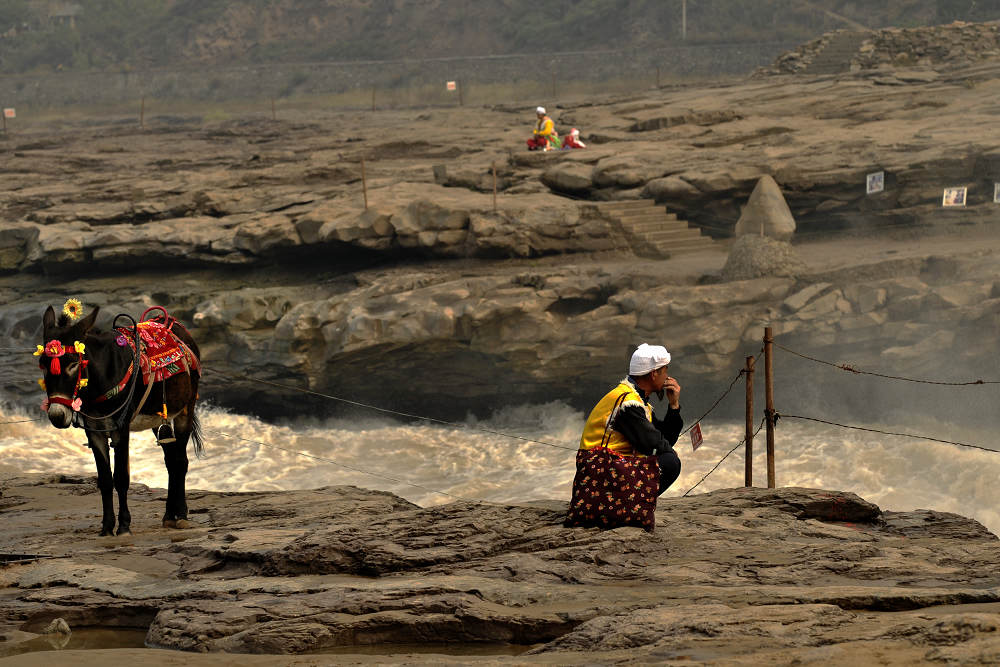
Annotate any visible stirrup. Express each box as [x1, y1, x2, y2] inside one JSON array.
[[156, 422, 176, 445]]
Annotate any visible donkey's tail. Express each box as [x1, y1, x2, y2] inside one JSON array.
[[191, 409, 205, 459]]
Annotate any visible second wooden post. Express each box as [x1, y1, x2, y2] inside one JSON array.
[[764, 327, 776, 488], [745, 355, 755, 487]]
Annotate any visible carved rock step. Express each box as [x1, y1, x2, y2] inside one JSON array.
[[596, 200, 718, 259]]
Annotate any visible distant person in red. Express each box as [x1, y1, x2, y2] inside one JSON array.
[[562, 128, 586, 149], [527, 106, 560, 151]]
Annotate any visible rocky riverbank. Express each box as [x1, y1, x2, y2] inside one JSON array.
[[0, 474, 998, 664], [2, 22, 1000, 664]]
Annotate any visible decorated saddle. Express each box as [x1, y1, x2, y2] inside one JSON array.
[[116, 318, 201, 386]]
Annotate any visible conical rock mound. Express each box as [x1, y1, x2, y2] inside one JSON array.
[[734, 175, 796, 241]]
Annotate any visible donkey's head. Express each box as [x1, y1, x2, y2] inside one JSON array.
[[38, 303, 100, 428]]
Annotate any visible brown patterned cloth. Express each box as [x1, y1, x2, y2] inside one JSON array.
[[564, 446, 659, 532]]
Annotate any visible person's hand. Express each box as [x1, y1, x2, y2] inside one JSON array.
[[663, 376, 681, 409]]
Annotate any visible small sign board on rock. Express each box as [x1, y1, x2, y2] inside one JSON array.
[[866, 171, 884, 194], [446, 81, 457, 91], [2, 108, 14, 118], [942, 186, 967, 207]]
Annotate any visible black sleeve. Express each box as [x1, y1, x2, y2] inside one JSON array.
[[613, 405, 683, 456]]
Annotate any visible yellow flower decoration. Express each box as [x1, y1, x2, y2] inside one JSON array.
[[62, 298, 83, 322], [74, 341, 86, 354], [34, 345, 43, 356], [79, 378, 88, 388], [38, 378, 46, 390]]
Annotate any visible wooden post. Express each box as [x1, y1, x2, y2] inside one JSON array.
[[764, 327, 776, 488], [492, 162, 498, 212], [682, 0, 688, 41], [361, 158, 368, 210], [745, 355, 755, 487], [371, 87, 376, 112], [457, 80, 464, 107], [140, 96, 145, 129], [2, 111, 6, 134], [656, 66, 661, 88], [271, 98, 276, 121]]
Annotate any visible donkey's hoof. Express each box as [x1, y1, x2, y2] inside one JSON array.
[[116, 528, 132, 536], [162, 519, 177, 529], [174, 519, 192, 529]]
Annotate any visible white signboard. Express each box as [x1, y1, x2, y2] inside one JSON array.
[[994, 183, 1000, 204], [866, 171, 884, 194], [942, 186, 967, 207], [2, 108, 14, 119], [446, 81, 457, 91]]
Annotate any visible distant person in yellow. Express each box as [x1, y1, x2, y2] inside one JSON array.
[[579, 343, 683, 495], [527, 106, 561, 151]]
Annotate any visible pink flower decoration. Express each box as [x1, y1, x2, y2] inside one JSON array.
[[71, 398, 82, 411]]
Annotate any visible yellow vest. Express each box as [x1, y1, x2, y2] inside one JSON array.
[[579, 380, 653, 456], [534, 116, 555, 137]]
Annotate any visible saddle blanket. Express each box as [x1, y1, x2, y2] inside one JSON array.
[[115, 320, 201, 385]]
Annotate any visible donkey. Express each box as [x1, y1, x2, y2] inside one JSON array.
[[39, 304, 203, 536]]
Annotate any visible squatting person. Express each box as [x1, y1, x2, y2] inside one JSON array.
[[578, 343, 683, 494]]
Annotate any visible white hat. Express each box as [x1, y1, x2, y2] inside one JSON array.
[[629, 343, 671, 375], [570, 128, 579, 136], [536, 106, 546, 115]]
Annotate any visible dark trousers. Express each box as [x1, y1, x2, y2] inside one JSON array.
[[657, 449, 681, 495]]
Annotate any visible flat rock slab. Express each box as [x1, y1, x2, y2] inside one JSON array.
[[0, 473, 998, 663]]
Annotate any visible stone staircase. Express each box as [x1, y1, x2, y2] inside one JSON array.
[[801, 30, 872, 75], [598, 200, 718, 259]]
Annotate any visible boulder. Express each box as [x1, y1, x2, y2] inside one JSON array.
[[642, 175, 702, 201], [540, 162, 594, 194], [734, 175, 797, 240], [0, 224, 39, 272]]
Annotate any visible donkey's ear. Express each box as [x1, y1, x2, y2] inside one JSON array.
[[42, 306, 56, 337], [78, 305, 100, 334]]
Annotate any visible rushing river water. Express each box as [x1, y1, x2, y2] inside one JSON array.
[[1, 398, 998, 537]]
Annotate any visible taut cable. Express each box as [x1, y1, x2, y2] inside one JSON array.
[[774, 342, 1000, 386]]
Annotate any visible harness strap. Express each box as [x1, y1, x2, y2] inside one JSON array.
[[94, 360, 134, 404], [132, 373, 157, 420]]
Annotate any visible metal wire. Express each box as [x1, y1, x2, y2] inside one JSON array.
[[779, 413, 999, 454], [774, 342, 1000, 386], [201, 367, 580, 452], [683, 417, 767, 497]]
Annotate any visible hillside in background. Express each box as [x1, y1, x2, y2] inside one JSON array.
[[0, 0, 998, 74]]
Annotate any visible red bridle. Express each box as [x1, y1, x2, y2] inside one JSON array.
[[36, 339, 88, 413]]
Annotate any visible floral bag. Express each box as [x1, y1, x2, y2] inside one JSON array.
[[564, 395, 660, 532]]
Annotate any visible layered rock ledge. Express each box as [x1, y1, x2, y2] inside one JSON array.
[[0, 474, 998, 664]]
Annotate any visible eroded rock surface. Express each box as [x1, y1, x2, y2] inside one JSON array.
[[0, 474, 998, 663]]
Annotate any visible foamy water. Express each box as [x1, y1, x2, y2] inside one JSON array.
[[1, 398, 998, 536]]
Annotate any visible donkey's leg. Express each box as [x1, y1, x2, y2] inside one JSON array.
[[88, 430, 116, 537], [162, 410, 192, 529], [111, 427, 132, 535]]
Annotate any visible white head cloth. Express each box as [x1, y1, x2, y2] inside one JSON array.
[[536, 106, 546, 115], [629, 343, 671, 375]]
